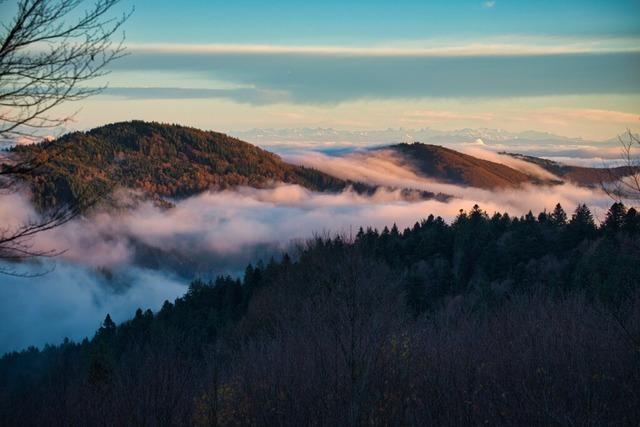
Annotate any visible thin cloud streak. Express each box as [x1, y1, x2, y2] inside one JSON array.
[[102, 86, 291, 104], [126, 37, 640, 57]]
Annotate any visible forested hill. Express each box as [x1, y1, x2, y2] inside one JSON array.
[[504, 152, 637, 187], [388, 142, 633, 189], [9, 121, 379, 210], [388, 143, 552, 189]]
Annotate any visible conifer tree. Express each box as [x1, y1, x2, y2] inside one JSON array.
[[567, 204, 597, 242], [623, 207, 639, 233], [603, 202, 627, 232], [550, 203, 568, 226]]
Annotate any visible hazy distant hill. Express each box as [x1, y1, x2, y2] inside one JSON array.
[[504, 152, 636, 187], [10, 121, 371, 210], [387, 143, 555, 189], [385, 142, 636, 190]]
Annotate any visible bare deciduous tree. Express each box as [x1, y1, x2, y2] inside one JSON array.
[[0, 0, 130, 272], [603, 129, 640, 205], [0, 0, 130, 138]]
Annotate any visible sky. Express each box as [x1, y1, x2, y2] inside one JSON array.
[[3, 0, 640, 139]]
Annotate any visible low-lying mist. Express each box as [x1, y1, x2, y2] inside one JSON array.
[[0, 145, 620, 354]]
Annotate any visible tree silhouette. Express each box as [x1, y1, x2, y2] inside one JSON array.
[[603, 202, 627, 232], [550, 203, 568, 226], [603, 130, 640, 205], [0, 0, 131, 273]]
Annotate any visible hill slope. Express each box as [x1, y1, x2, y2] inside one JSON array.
[[387, 143, 546, 189], [11, 121, 373, 210], [388, 142, 634, 189], [504, 152, 636, 187]]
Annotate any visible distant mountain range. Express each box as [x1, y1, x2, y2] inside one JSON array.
[[231, 127, 619, 147], [5, 121, 633, 211]]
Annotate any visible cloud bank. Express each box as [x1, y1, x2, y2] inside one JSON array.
[[0, 146, 621, 354]]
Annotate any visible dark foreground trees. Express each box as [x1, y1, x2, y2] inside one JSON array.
[[1, 202, 639, 426]]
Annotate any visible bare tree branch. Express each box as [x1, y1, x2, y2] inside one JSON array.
[[602, 129, 640, 206], [0, 0, 131, 274], [0, 0, 132, 138]]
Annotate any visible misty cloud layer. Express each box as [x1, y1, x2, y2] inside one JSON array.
[[0, 263, 185, 354], [0, 146, 622, 353]]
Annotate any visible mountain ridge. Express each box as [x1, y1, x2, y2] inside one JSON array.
[[10, 121, 361, 210], [386, 142, 557, 189], [503, 152, 636, 187], [7, 122, 633, 210], [9, 121, 443, 210]]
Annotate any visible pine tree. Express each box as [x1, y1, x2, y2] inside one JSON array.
[[571, 204, 596, 227], [89, 315, 116, 386], [470, 204, 486, 221], [550, 203, 567, 226], [623, 207, 639, 233], [603, 202, 627, 232], [524, 210, 536, 223], [537, 211, 549, 224], [97, 314, 116, 337], [567, 204, 597, 243]]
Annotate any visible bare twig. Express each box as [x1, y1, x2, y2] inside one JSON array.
[[0, 0, 131, 273], [601, 129, 640, 206]]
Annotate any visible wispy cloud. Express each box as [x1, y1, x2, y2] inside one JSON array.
[[540, 108, 640, 124], [126, 36, 640, 57], [106, 50, 640, 105], [482, 1, 496, 9], [493, 108, 640, 134], [102, 86, 291, 104]]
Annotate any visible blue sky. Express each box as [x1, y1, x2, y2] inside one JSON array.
[[2, 0, 639, 139], [123, 0, 640, 44]]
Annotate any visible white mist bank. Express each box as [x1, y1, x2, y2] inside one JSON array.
[[283, 149, 613, 218]]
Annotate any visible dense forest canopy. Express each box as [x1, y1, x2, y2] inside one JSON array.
[[1, 202, 639, 426]]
